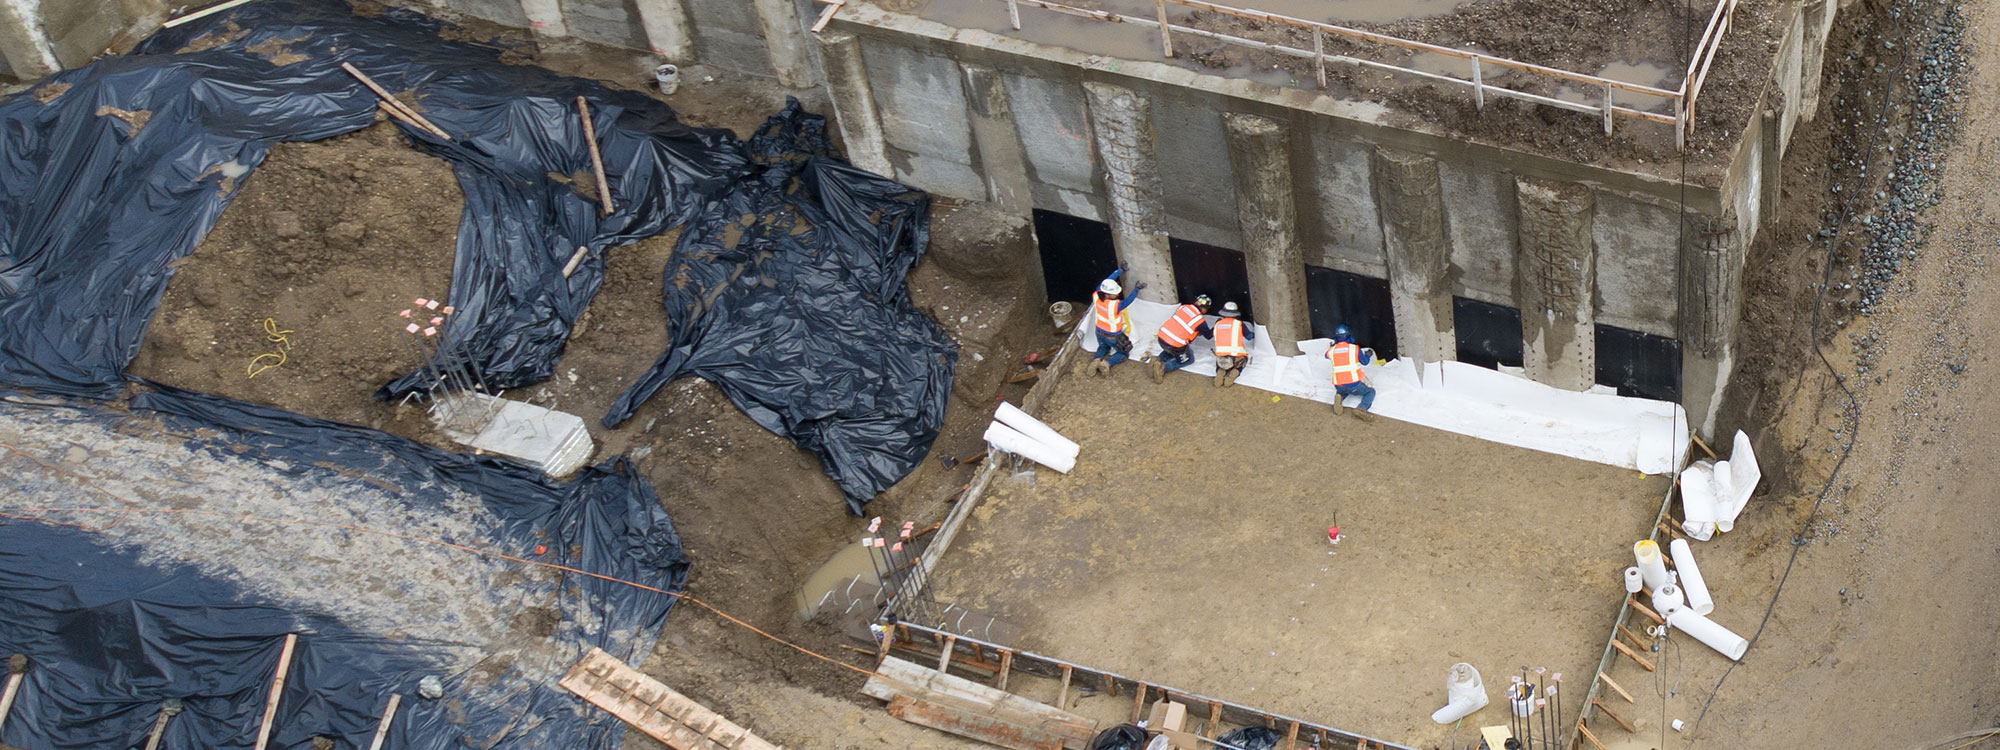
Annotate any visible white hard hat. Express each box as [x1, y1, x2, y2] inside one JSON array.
[[1098, 278, 1122, 296], [1220, 301, 1240, 317]]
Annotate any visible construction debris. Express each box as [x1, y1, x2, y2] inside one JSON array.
[[561, 648, 779, 750]]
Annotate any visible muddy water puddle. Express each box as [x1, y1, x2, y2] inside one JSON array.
[[794, 540, 885, 621]]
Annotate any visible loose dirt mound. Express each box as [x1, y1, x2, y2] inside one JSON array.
[[131, 121, 461, 439]]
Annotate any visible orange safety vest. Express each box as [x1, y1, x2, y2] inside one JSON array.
[[1327, 341, 1363, 385], [1093, 295, 1129, 335], [1213, 318, 1247, 357], [1157, 304, 1205, 347]]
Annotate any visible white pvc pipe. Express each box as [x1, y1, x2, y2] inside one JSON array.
[[1669, 539, 1715, 615], [983, 421, 1075, 474], [1623, 566, 1643, 593], [1633, 540, 1670, 591], [1679, 475, 1720, 540], [994, 402, 1080, 457], [1667, 609, 1748, 661], [1429, 663, 1489, 724]]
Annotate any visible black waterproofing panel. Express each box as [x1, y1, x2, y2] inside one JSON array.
[[1453, 296, 1525, 369], [0, 0, 952, 510], [1169, 237, 1254, 321], [1595, 324, 1682, 401], [601, 106, 956, 513], [1305, 265, 1398, 359], [1033, 209, 1119, 304], [0, 387, 688, 750]]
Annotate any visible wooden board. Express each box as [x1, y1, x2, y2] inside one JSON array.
[[560, 647, 780, 750], [864, 656, 1096, 749]]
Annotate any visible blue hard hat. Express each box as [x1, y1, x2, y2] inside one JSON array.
[[1333, 324, 1353, 342]]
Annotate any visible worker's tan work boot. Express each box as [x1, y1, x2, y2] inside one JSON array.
[[1150, 358, 1164, 383], [1331, 394, 1345, 413]]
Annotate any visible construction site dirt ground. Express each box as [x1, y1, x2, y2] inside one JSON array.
[[927, 367, 1671, 747], [117, 24, 1043, 749]]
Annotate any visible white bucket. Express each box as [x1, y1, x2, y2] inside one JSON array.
[[654, 64, 680, 95]]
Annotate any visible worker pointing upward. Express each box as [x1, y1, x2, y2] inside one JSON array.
[[1211, 301, 1254, 388], [1150, 294, 1212, 383], [1326, 324, 1376, 418], [1089, 268, 1144, 376]]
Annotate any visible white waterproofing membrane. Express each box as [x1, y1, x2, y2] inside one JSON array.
[[1081, 300, 1689, 473]]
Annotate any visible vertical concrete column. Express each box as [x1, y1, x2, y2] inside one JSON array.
[[752, 0, 814, 89], [1370, 148, 1454, 364], [960, 64, 1033, 214], [632, 0, 696, 61], [1223, 113, 1309, 355], [1514, 177, 1598, 391], [519, 0, 569, 36], [817, 32, 894, 178], [0, 0, 58, 78], [1082, 82, 1175, 304], [1678, 213, 1743, 439]]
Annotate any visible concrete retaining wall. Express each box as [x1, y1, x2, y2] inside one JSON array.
[[828, 0, 1837, 435]]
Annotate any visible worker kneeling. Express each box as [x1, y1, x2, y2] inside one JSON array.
[[1211, 302, 1253, 388], [1326, 324, 1377, 417], [1088, 270, 1144, 376], [1150, 294, 1212, 383]]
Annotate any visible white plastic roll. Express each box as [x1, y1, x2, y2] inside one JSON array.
[[1715, 431, 1762, 532], [983, 421, 1075, 473], [1429, 663, 1489, 724], [1679, 474, 1720, 540], [1623, 566, 1644, 593], [994, 402, 1080, 458], [1652, 583, 1686, 615], [1633, 540, 1670, 591], [1668, 539, 1715, 615], [1666, 609, 1748, 660]]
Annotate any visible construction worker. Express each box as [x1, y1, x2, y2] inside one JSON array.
[[1150, 294, 1212, 383], [1211, 301, 1254, 387], [1326, 324, 1376, 416], [1089, 269, 1144, 376]]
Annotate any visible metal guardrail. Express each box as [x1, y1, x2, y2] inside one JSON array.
[[975, 0, 1742, 150]]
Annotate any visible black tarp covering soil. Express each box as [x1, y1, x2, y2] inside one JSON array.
[[603, 104, 955, 512], [0, 0, 953, 509], [0, 387, 688, 750]]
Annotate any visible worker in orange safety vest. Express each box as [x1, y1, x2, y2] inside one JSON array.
[[1325, 324, 1377, 416], [1087, 269, 1145, 376], [1149, 294, 1212, 383], [1210, 301, 1254, 388]]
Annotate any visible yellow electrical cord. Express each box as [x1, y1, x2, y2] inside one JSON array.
[[245, 318, 294, 378]]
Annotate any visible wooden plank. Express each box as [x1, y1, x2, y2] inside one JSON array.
[[562, 648, 779, 750], [1153, 0, 1173, 57], [1596, 672, 1635, 704], [1590, 698, 1636, 733], [810, 0, 845, 33], [994, 649, 1014, 692], [252, 634, 298, 750], [938, 635, 957, 673], [1617, 623, 1651, 650], [1577, 723, 1608, 750], [1479, 726, 1513, 748], [863, 657, 1094, 732], [339, 63, 451, 140], [367, 695, 401, 750], [576, 97, 614, 215], [1282, 721, 1299, 750], [887, 694, 1068, 750], [1130, 682, 1145, 722], [1628, 595, 1665, 625], [1205, 702, 1221, 739], [0, 671, 21, 737], [163, 0, 262, 27], [1055, 665, 1072, 708], [1610, 640, 1656, 672]]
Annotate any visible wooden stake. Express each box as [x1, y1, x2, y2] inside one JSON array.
[[367, 694, 402, 750], [1153, 0, 1173, 58], [1596, 672, 1635, 704], [937, 635, 956, 673], [1205, 701, 1221, 739], [562, 246, 591, 278], [1617, 623, 1651, 650], [0, 670, 23, 737], [1055, 665, 1073, 708], [1590, 697, 1635, 733], [1576, 723, 1608, 750], [252, 634, 299, 750], [163, 0, 263, 28], [1130, 683, 1145, 722], [340, 63, 451, 140], [810, 0, 846, 33], [575, 97, 614, 215], [1689, 432, 1718, 460], [1282, 721, 1299, 750], [1610, 640, 1655, 672], [993, 649, 1013, 691], [1628, 594, 1665, 625]]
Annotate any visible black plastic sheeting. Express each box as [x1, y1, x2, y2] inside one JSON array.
[[1217, 726, 1283, 750], [0, 0, 952, 510], [0, 386, 688, 750], [602, 104, 955, 512], [1090, 724, 1148, 750]]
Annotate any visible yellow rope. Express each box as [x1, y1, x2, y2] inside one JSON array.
[[245, 318, 294, 378]]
